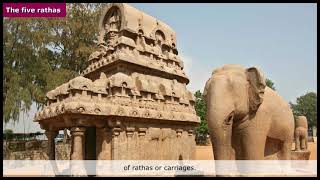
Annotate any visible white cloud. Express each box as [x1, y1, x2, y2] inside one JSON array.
[[179, 52, 212, 94]]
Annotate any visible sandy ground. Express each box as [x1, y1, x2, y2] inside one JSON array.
[[195, 141, 317, 160]]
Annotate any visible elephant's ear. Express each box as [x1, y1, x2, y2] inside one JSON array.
[[246, 67, 266, 113]]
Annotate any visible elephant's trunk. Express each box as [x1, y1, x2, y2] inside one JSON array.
[[204, 74, 237, 160], [210, 127, 234, 160], [207, 105, 235, 160]]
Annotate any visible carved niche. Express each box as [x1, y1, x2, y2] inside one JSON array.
[[101, 7, 121, 50]]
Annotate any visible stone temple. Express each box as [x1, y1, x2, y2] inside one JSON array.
[[34, 3, 200, 160]]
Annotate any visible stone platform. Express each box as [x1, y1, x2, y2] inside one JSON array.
[[291, 150, 311, 160]]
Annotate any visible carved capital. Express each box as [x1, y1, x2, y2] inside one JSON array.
[[112, 127, 122, 136], [71, 127, 86, 136], [126, 127, 135, 137], [176, 129, 183, 137], [138, 127, 147, 136], [187, 129, 194, 136]]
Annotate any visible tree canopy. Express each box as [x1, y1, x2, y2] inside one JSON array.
[[290, 92, 317, 127], [265, 78, 276, 91], [4, 129, 13, 134], [194, 90, 208, 144], [4, 129, 13, 141], [3, 3, 103, 123]]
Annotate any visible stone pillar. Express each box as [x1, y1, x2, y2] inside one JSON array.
[[121, 87, 126, 96], [112, 127, 121, 160], [138, 128, 147, 160], [126, 127, 135, 160], [63, 128, 69, 144], [97, 127, 112, 160], [176, 129, 183, 160], [45, 130, 58, 160], [188, 129, 196, 160], [161, 129, 169, 160], [70, 127, 86, 160]]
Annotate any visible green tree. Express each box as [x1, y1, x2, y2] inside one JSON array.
[[4, 129, 13, 141], [290, 92, 317, 127], [266, 78, 276, 91], [194, 90, 208, 144], [3, 3, 103, 123], [4, 129, 13, 134]]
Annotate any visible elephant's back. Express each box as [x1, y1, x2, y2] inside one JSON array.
[[263, 87, 295, 140], [295, 116, 308, 128], [264, 87, 294, 117], [295, 127, 307, 137]]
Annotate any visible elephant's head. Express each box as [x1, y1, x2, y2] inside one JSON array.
[[203, 64, 266, 160]]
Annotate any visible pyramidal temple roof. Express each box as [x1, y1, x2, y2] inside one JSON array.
[[98, 3, 177, 47], [35, 3, 199, 129]]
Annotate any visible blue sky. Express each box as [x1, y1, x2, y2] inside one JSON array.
[[4, 3, 317, 133]]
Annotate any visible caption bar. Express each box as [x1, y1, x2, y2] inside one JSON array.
[[3, 160, 317, 177], [3, 3, 66, 18]]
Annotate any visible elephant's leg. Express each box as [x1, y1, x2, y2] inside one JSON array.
[[235, 130, 266, 175], [295, 134, 300, 151], [301, 136, 306, 150], [232, 130, 242, 160], [305, 133, 308, 150], [277, 140, 292, 160], [240, 130, 266, 160]]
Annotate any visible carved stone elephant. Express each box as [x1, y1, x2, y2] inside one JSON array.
[[294, 116, 308, 151], [203, 64, 294, 160]]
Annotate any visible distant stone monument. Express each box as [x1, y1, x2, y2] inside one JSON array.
[[34, 3, 200, 160], [291, 116, 311, 160]]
